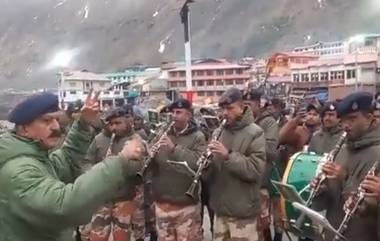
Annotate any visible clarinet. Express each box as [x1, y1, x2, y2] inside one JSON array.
[[137, 121, 174, 178], [185, 119, 227, 199], [106, 133, 116, 157], [332, 161, 380, 241], [294, 132, 347, 230]]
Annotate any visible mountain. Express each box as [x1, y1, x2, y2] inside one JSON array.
[[0, 0, 380, 89]]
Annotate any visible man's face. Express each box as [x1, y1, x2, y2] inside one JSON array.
[[244, 100, 260, 116], [108, 116, 133, 137], [172, 108, 191, 128], [134, 117, 143, 129], [22, 112, 62, 149], [221, 102, 244, 125], [322, 111, 340, 129], [305, 109, 321, 127], [374, 110, 380, 124], [341, 111, 373, 140]]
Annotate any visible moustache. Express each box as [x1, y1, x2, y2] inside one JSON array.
[[49, 129, 62, 138]]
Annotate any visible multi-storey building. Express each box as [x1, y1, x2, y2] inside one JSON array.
[[167, 59, 251, 103]]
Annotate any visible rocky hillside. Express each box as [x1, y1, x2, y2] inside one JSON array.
[[0, 0, 380, 89]]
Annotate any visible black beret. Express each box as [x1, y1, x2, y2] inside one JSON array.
[[337, 92, 373, 117], [242, 89, 262, 101], [8, 92, 59, 125], [105, 107, 133, 122], [218, 88, 243, 107], [320, 101, 338, 116], [168, 98, 192, 111]]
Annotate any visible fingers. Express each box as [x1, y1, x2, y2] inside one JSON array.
[[365, 175, 380, 182]]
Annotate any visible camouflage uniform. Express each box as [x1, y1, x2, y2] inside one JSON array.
[[214, 216, 259, 241], [155, 203, 202, 241], [82, 130, 147, 241]]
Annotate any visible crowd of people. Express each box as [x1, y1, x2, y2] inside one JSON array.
[[1, 87, 380, 241]]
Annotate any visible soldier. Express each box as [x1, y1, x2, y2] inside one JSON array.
[[0, 91, 145, 241], [207, 88, 266, 241], [312, 92, 380, 241], [84, 107, 147, 241], [150, 98, 207, 241], [266, 98, 288, 128], [308, 101, 344, 155], [242, 89, 281, 241]]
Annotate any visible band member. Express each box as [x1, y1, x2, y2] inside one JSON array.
[[309, 101, 344, 155], [312, 92, 380, 241], [83, 107, 148, 241], [150, 98, 206, 241], [243, 89, 281, 241], [266, 98, 288, 128], [0, 91, 144, 241], [207, 88, 266, 241]]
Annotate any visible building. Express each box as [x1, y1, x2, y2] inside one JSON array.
[[167, 59, 251, 103], [102, 66, 161, 85], [58, 70, 126, 109], [290, 52, 380, 100], [293, 41, 345, 58]]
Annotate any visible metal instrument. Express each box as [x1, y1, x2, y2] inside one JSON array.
[[292, 132, 347, 236], [137, 121, 174, 178], [105, 133, 116, 157], [332, 161, 380, 241], [185, 119, 227, 199]]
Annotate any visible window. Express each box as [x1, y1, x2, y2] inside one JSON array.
[[225, 80, 234, 85], [192, 81, 196, 86], [114, 91, 120, 95], [235, 79, 244, 85], [216, 70, 224, 76], [235, 69, 243, 74], [179, 72, 185, 77], [170, 72, 177, 78], [301, 73, 309, 82], [330, 71, 338, 80], [207, 80, 214, 86], [226, 69, 233, 75], [217, 91, 224, 96], [85, 82, 90, 88], [99, 83, 105, 87], [171, 82, 178, 88], [320, 72, 328, 81], [69, 82, 76, 87], [215, 80, 223, 86], [346, 70, 356, 79], [103, 91, 110, 95], [197, 71, 204, 76], [337, 71, 344, 80], [311, 73, 319, 82], [206, 70, 213, 76], [206, 91, 214, 97], [198, 91, 205, 96], [69, 90, 76, 94], [293, 74, 300, 82], [197, 81, 204, 86]]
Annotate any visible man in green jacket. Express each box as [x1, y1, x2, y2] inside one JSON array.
[[308, 101, 345, 155], [0, 91, 145, 241], [208, 88, 266, 241], [150, 98, 207, 241], [312, 92, 380, 241], [243, 89, 281, 241]]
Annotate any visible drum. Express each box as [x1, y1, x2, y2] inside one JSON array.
[[280, 151, 323, 239]]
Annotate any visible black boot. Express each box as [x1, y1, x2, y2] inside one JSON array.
[[273, 232, 283, 241], [149, 231, 157, 241]]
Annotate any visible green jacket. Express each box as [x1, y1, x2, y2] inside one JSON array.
[[0, 121, 142, 241], [313, 123, 380, 241], [308, 125, 344, 155], [151, 119, 206, 205], [208, 107, 266, 218], [86, 130, 143, 201], [255, 110, 279, 190]]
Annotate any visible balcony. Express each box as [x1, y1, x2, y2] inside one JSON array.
[[292, 80, 345, 89]]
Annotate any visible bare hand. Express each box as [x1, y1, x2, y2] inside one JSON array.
[[157, 134, 175, 152], [208, 140, 229, 160], [361, 175, 380, 202], [322, 163, 344, 179], [80, 89, 101, 124], [120, 138, 145, 161]]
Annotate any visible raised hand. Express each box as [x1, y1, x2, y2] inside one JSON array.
[[80, 89, 101, 124], [120, 138, 145, 161]]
